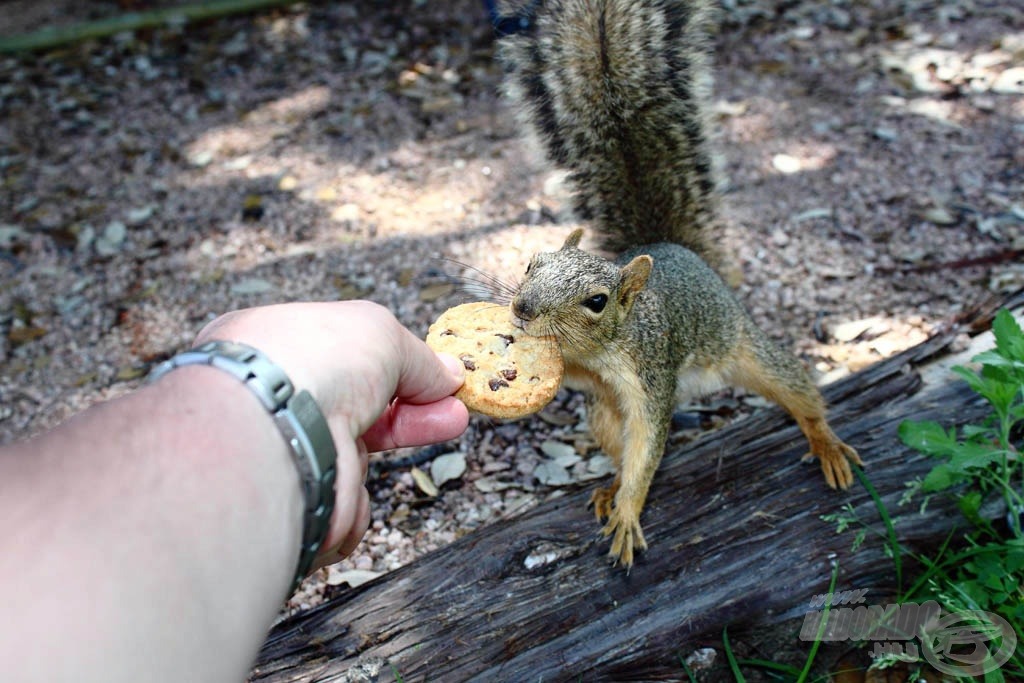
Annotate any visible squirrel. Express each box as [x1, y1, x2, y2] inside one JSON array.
[[495, 0, 862, 567]]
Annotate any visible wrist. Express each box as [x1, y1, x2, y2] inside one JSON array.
[[149, 341, 338, 591], [143, 365, 305, 596]]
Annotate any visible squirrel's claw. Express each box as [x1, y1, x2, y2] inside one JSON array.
[[601, 506, 647, 569], [802, 437, 862, 490], [588, 485, 617, 521]]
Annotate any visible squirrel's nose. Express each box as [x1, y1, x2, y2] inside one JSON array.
[[511, 297, 536, 322]]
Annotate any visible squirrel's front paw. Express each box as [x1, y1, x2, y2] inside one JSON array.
[[601, 506, 648, 568], [804, 435, 863, 490]]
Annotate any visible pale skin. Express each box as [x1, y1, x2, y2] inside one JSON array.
[[0, 301, 469, 683]]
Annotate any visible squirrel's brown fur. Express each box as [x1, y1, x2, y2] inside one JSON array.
[[500, 0, 861, 567]]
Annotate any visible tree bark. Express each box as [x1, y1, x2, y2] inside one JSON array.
[[252, 295, 1022, 682]]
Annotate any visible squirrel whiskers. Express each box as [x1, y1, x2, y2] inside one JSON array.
[[442, 258, 522, 304]]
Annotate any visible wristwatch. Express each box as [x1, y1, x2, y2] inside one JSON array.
[[149, 340, 337, 592]]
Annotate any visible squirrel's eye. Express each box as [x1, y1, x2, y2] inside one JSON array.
[[582, 293, 608, 313]]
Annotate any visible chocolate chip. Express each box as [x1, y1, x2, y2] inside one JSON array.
[[494, 333, 514, 346], [488, 378, 509, 391], [441, 329, 454, 336], [459, 354, 476, 371], [500, 367, 517, 381]]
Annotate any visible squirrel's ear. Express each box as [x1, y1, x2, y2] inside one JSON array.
[[618, 255, 653, 307], [561, 228, 584, 250]]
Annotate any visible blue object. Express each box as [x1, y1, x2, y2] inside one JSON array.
[[482, 0, 537, 36]]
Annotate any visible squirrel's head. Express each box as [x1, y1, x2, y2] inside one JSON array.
[[510, 229, 652, 352]]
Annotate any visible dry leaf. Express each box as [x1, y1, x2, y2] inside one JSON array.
[[325, 568, 382, 588], [410, 466, 438, 497], [419, 282, 455, 302], [540, 440, 578, 466], [534, 460, 572, 486], [8, 326, 46, 344], [430, 451, 466, 488]]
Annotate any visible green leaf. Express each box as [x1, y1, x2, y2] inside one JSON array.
[[898, 420, 958, 457], [958, 491, 984, 526], [962, 424, 991, 439], [923, 463, 962, 491], [953, 365, 1019, 418], [983, 664, 1006, 683], [973, 350, 1024, 373], [992, 309, 1024, 361], [952, 364, 990, 396]]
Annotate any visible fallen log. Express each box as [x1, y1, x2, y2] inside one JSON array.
[[252, 295, 1022, 682]]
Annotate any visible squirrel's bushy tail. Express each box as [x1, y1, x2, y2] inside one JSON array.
[[498, 0, 722, 268]]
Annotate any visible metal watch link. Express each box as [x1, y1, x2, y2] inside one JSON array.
[[149, 340, 337, 592]]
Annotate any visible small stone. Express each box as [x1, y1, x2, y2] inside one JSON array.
[[125, 205, 155, 226], [315, 186, 338, 202], [0, 224, 26, 248], [188, 150, 214, 167], [330, 202, 360, 223], [223, 156, 251, 171], [771, 153, 802, 174], [685, 648, 717, 671], [993, 67, 1024, 94], [75, 224, 96, 253], [770, 229, 790, 247], [95, 220, 127, 256], [921, 205, 958, 226]]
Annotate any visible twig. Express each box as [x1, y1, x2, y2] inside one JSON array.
[[0, 0, 303, 55], [877, 248, 1024, 275]]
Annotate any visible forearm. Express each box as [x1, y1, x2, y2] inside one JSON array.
[[0, 300, 468, 683], [0, 366, 315, 683]]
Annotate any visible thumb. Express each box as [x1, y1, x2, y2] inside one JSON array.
[[393, 328, 465, 405]]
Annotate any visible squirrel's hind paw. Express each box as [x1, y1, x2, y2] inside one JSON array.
[[803, 438, 862, 490], [588, 485, 617, 521]]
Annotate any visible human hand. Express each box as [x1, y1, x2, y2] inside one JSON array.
[[195, 300, 469, 565]]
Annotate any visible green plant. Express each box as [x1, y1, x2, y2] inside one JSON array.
[[898, 310, 1023, 655], [712, 562, 839, 683], [901, 309, 1024, 535], [825, 309, 1023, 680], [692, 311, 1024, 682]]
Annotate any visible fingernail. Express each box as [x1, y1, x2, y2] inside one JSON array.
[[438, 353, 465, 382]]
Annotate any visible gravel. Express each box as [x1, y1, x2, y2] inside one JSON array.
[[1, 0, 1021, 613]]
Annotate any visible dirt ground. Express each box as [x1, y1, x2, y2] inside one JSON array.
[[1, 0, 1022, 676]]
